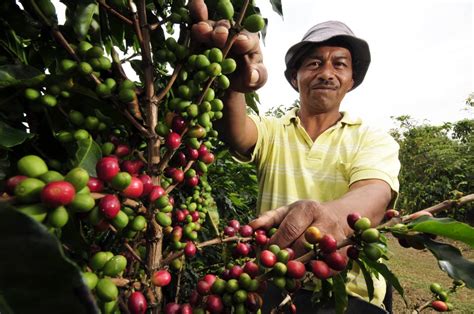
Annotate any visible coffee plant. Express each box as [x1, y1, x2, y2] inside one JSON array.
[[0, 0, 473, 313]]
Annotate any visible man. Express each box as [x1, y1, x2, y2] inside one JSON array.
[[192, 16, 400, 313]]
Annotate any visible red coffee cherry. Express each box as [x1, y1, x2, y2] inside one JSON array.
[[223, 226, 236, 237], [99, 194, 121, 219], [96, 157, 120, 182], [5, 175, 27, 195], [122, 176, 144, 198], [239, 225, 253, 237], [87, 177, 104, 192], [260, 250, 277, 268], [184, 241, 197, 258], [319, 234, 338, 253], [163, 302, 180, 314], [128, 291, 147, 314], [206, 295, 224, 314], [41, 181, 76, 207], [138, 174, 153, 196], [324, 251, 348, 271], [431, 300, 448, 312], [286, 260, 306, 279], [166, 132, 182, 150], [152, 269, 172, 287], [243, 261, 260, 278], [197, 280, 211, 295], [228, 219, 240, 230], [310, 260, 332, 279], [347, 212, 362, 230]]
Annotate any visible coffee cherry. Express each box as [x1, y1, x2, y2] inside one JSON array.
[[163, 302, 180, 314], [363, 243, 382, 261], [347, 246, 360, 260], [319, 234, 337, 253], [103, 255, 127, 277], [305, 226, 323, 244], [354, 217, 371, 231], [121, 160, 144, 176], [152, 269, 172, 287], [148, 185, 165, 202], [82, 271, 98, 290], [324, 251, 348, 271], [255, 233, 268, 246], [5, 175, 28, 195], [87, 177, 104, 192], [17, 155, 48, 178], [260, 250, 277, 268], [310, 260, 331, 279], [96, 157, 120, 182], [239, 225, 253, 237], [14, 178, 45, 203], [99, 194, 121, 219], [286, 260, 306, 279], [172, 115, 186, 133], [96, 278, 118, 302], [110, 172, 132, 190], [228, 219, 240, 230], [347, 212, 362, 229], [122, 176, 144, 198], [234, 242, 249, 256], [184, 241, 197, 257], [206, 295, 223, 314], [166, 132, 182, 150], [430, 283, 443, 294], [384, 209, 400, 220], [197, 280, 211, 295], [361, 228, 380, 243], [41, 181, 76, 207], [243, 14, 265, 33], [243, 261, 260, 278], [47, 205, 69, 228], [431, 300, 448, 312], [128, 291, 147, 314], [223, 226, 236, 237]]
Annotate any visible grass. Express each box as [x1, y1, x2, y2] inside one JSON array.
[[385, 235, 474, 313]]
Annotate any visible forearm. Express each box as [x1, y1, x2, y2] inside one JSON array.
[[323, 180, 392, 237], [215, 89, 257, 155]]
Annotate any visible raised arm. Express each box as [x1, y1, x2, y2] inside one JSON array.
[[189, 0, 267, 156]]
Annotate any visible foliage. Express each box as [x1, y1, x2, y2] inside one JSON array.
[[390, 115, 474, 222]]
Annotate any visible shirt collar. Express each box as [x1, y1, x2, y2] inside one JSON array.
[[282, 107, 362, 126]]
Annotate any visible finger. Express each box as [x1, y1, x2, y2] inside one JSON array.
[[211, 25, 230, 48], [191, 21, 214, 44], [231, 32, 260, 55], [244, 63, 267, 91], [291, 233, 311, 258], [189, 0, 208, 22], [269, 207, 314, 250], [249, 205, 291, 231]]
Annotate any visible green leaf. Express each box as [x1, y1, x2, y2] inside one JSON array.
[[363, 257, 407, 306], [206, 204, 220, 236], [424, 238, 474, 288], [269, 0, 283, 16], [245, 91, 260, 115], [0, 120, 34, 148], [0, 203, 99, 313], [355, 259, 374, 301], [74, 3, 98, 38], [74, 137, 102, 177], [408, 216, 474, 248], [332, 273, 348, 314], [0, 65, 45, 88]]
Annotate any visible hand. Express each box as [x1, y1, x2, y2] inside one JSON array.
[[249, 201, 347, 257], [189, 0, 267, 93]]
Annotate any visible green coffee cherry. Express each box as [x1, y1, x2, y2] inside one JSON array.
[[24, 88, 40, 101], [216, 0, 234, 20], [221, 58, 237, 74], [243, 14, 265, 33]]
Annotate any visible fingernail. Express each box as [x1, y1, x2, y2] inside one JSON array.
[[237, 34, 248, 41], [250, 69, 259, 84], [215, 26, 228, 34]]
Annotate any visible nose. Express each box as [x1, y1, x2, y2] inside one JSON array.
[[316, 62, 335, 83]]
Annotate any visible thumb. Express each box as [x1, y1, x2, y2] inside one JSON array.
[[249, 205, 290, 231]]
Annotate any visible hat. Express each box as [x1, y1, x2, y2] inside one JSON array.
[[284, 21, 371, 91]]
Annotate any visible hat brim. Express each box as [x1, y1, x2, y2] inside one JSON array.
[[284, 35, 371, 92]]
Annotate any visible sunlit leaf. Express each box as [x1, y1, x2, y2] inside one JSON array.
[[269, 0, 283, 16], [74, 3, 97, 38], [74, 137, 102, 177], [408, 216, 474, 248], [356, 260, 374, 301]]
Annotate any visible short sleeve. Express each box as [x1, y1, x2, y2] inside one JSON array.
[[231, 115, 274, 166], [349, 129, 401, 206]]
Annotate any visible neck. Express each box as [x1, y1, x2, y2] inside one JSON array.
[[297, 107, 342, 141]]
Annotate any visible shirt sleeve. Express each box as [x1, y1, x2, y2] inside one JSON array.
[[349, 128, 401, 207], [231, 114, 274, 166]]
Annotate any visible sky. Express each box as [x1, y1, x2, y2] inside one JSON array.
[[255, 0, 473, 130]]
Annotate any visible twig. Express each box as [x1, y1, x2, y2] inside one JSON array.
[[110, 277, 130, 287], [154, 63, 183, 105], [161, 236, 252, 266], [165, 159, 196, 194], [98, 0, 133, 25]]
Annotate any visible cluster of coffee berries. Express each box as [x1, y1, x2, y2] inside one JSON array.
[[55, 110, 108, 144], [346, 213, 386, 261], [303, 226, 348, 279], [5, 155, 94, 230], [429, 282, 455, 312]]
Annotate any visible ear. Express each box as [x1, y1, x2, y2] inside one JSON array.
[[290, 71, 299, 91], [348, 78, 354, 91]]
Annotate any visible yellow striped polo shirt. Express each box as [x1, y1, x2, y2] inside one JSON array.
[[234, 107, 400, 306]]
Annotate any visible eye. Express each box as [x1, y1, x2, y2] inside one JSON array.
[[305, 60, 321, 68], [334, 61, 347, 68]]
